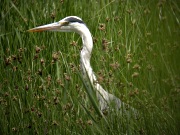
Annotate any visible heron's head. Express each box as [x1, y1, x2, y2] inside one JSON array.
[[28, 16, 87, 34]]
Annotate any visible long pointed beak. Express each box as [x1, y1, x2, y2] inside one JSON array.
[[27, 22, 63, 32]]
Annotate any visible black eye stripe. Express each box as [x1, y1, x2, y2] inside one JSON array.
[[65, 17, 84, 24]]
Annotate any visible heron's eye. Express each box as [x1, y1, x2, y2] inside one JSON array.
[[62, 21, 69, 26]]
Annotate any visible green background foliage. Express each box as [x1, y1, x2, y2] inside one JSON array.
[[0, 0, 179, 134]]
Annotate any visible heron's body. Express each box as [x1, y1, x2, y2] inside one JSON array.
[[28, 16, 122, 111]]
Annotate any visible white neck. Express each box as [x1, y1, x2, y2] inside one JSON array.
[[79, 26, 94, 83], [79, 25, 122, 111]]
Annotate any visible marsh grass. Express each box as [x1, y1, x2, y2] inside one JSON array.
[[0, 0, 179, 134]]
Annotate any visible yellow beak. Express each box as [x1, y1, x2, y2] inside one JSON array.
[[27, 21, 67, 32]]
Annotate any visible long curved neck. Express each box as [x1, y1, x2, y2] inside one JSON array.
[[79, 26, 122, 111], [79, 27, 94, 83]]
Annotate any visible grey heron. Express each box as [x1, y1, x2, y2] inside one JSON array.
[[28, 16, 122, 111]]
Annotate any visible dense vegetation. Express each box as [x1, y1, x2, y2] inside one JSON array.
[[0, 0, 179, 134]]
